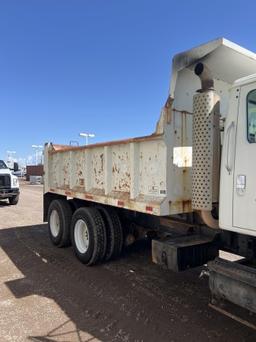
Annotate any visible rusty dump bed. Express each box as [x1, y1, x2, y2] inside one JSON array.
[[44, 38, 256, 216], [44, 128, 186, 216]]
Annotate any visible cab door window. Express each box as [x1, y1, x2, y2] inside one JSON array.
[[247, 89, 256, 143]]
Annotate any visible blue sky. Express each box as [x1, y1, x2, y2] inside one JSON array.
[[0, 0, 255, 164]]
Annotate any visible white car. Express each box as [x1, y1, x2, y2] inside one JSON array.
[[0, 160, 19, 205]]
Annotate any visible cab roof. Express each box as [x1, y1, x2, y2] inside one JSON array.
[[233, 73, 256, 87]]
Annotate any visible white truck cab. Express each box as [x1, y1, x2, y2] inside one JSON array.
[[0, 160, 20, 205], [220, 76, 256, 237]]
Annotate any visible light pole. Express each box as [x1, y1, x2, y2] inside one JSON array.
[[32, 145, 43, 165], [7, 150, 16, 158], [79, 132, 95, 145], [6, 150, 16, 169]]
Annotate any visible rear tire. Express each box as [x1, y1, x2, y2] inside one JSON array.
[[47, 199, 72, 247], [71, 207, 107, 265], [9, 194, 19, 205], [98, 206, 124, 260]]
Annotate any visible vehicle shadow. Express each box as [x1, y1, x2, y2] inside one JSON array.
[[0, 224, 153, 342], [0, 200, 9, 207], [0, 224, 254, 342]]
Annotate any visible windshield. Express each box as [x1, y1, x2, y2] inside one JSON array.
[[0, 160, 8, 169]]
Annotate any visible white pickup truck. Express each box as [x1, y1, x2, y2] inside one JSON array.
[[0, 160, 20, 205]]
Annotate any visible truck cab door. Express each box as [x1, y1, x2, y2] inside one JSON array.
[[233, 83, 256, 235]]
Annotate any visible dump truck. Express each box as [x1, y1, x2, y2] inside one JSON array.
[[44, 38, 256, 316]]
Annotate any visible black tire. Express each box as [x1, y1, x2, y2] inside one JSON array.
[[9, 194, 19, 205], [71, 207, 107, 265], [97, 207, 115, 261], [98, 206, 124, 260], [47, 199, 72, 247]]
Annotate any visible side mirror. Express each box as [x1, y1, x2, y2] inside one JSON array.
[[13, 162, 19, 172]]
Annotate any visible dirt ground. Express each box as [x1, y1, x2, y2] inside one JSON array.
[[0, 183, 255, 342]]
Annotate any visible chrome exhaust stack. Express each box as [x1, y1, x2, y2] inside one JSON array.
[[192, 63, 220, 229]]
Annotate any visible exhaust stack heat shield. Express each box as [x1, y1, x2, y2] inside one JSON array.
[[192, 90, 220, 211]]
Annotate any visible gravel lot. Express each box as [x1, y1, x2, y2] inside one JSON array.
[[0, 183, 255, 341]]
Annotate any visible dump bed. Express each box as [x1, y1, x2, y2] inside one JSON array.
[[44, 38, 256, 216], [44, 131, 181, 216]]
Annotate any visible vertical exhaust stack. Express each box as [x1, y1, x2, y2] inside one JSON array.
[[192, 63, 220, 229]]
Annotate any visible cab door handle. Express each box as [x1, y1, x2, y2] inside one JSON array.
[[225, 121, 235, 174]]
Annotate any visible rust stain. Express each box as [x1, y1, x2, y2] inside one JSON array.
[[112, 164, 119, 173], [182, 199, 192, 212], [178, 200, 192, 212], [100, 153, 104, 170], [172, 108, 193, 115]]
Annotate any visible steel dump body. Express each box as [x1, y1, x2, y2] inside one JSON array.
[[44, 38, 256, 217], [44, 131, 188, 216]]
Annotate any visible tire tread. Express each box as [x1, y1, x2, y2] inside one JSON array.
[[71, 207, 107, 265], [98, 206, 123, 259]]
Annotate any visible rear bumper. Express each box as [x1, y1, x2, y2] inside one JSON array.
[[0, 188, 19, 199], [208, 257, 256, 313]]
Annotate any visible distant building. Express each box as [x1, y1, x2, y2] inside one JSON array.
[[26, 164, 44, 181]]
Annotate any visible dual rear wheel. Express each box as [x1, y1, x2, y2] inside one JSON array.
[[47, 199, 124, 265], [48, 199, 72, 247]]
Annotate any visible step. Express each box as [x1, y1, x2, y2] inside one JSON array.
[[152, 234, 218, 271]]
